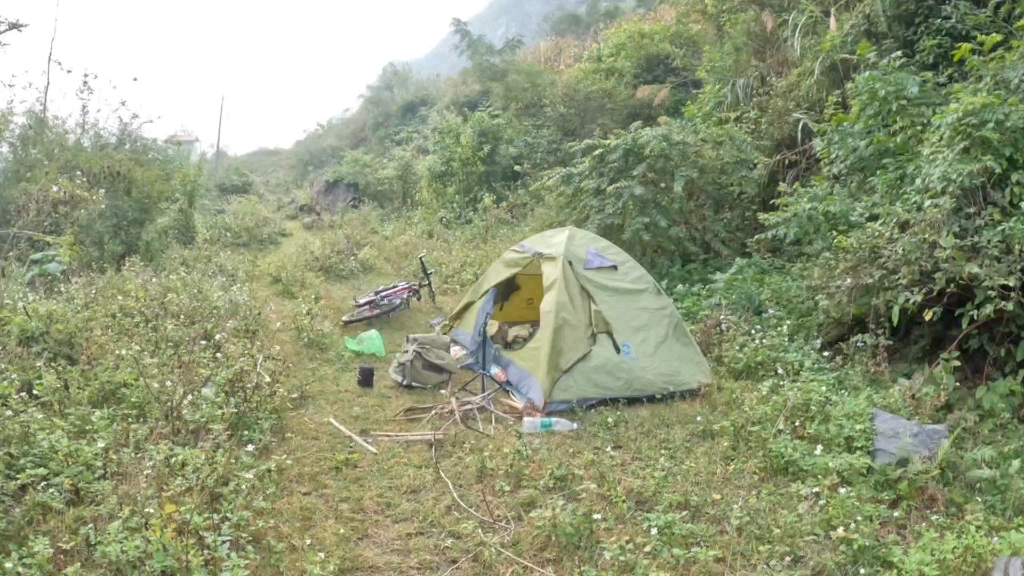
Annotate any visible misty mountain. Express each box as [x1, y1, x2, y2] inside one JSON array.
[[409, 0, 630, 77]]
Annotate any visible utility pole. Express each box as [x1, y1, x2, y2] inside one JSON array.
[[214, 95, 224, 178]]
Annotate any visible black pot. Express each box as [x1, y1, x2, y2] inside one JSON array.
[[357, 365, 375, 388]]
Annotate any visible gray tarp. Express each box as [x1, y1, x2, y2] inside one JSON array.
[[871, 408, 948, 464]]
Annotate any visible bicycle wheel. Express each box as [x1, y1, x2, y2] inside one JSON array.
[[341, 298, 404, 325]]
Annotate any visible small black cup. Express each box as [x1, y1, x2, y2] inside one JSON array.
[[356, 365, 375, 388]]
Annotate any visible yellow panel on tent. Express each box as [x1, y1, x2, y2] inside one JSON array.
[[492, 272, 543, 323]]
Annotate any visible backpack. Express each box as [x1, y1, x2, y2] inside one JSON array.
[[388, 333, 461, 389]]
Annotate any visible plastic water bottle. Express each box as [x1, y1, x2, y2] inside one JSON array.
[[522, 417, 578, 433]]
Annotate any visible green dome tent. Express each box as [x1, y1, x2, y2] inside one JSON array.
[[446, 227, 711, 412]]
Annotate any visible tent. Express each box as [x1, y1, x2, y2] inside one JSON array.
[[445, 227, 712, 412]]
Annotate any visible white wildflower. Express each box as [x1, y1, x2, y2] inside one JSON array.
[[784, 556, 791, 562], [318, 552, 325, 560], [696, 416, 702, 422], [860, 570, 865, 575], [592, 513, 602, 520], [814, 444, 823, 455], [893, 511, 900, 517], [993, 537, 1000, 542], [244, 444, 256, 452], [650, 527, 658, 536], [838, 487, 847, 494]]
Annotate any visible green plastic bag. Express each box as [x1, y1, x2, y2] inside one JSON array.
[[344, 329, 386, 357]]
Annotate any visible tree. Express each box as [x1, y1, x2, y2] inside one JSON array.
[[0, 17, 27, 48]]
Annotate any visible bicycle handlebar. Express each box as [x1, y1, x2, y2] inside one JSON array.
[[417, 253, 436, 305]]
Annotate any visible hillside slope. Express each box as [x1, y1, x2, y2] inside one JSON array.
[[410, 0, 608, 76]]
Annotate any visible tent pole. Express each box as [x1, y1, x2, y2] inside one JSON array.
[[478, 312, 491, 395]]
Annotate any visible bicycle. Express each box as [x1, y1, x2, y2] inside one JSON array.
[[341, 253, 436, 325]]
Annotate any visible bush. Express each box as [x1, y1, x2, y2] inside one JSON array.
[[0, 112, 202, 271], [542, 115, 761, 281], [0, 247, 289, 572], [298, 230, 369, 281], [760, 45, 1024, 411], [200, 196, 289, 248], [214, 168, 255, 197]]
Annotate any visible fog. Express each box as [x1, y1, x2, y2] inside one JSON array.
[[1, 0, 488, 153]]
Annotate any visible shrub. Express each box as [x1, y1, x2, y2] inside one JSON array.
[[0, 247, 289, 572], [214, 168, 255, 197], [200, 196, 288, 248], [542, 115, 761, 281]]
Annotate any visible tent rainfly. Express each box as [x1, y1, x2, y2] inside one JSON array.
[[445, 227, 712, 412]]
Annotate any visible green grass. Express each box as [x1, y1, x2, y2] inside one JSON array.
[[249, 222, 870, 575]]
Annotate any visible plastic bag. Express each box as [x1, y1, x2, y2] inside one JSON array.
[[344, 329, 386, 357]]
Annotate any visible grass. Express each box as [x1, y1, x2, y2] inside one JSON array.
[[6, 209, 1012, 573], [249, 220, 852, 575]]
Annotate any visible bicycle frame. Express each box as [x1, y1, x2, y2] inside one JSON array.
[[349, 254, 434, 313], [354, 282, 419, 308]]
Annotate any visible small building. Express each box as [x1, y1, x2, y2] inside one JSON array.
[[163, 132, 201, 162]]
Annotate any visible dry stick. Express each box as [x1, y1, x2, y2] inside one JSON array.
[[432, 443, 513, 532], [0, 230, 59, 240], [450, 396, 463, 428], [928, 318, 992, 372], [493, 546, 556, 576], [371, 431, 448, 437], [41, 0, 60, 124], [328, 418, 379, 454], [442, 547, 482, 576], [473, 401, 485, 432], [252, 354, 264, 389], [371, 433, 446, 443]]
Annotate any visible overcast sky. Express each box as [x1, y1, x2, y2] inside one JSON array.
[[1, 0, 488, 154]]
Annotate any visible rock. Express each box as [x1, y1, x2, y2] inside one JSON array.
[[301, 216, 320, 230], [871, 408, 948, 464], [309, 178, 359, 216], [993, 557, 1023, 576]]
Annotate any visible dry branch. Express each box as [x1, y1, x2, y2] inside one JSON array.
[[432, 443, 513, 534], [395, 388, 509, 435], [494, 546, 557, 576], [327, 418, 378, 454]]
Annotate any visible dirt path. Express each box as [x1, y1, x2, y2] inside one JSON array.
[[256, 223, 486, 574]]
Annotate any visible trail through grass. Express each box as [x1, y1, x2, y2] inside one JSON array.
[[250, 222, 923, 575]]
